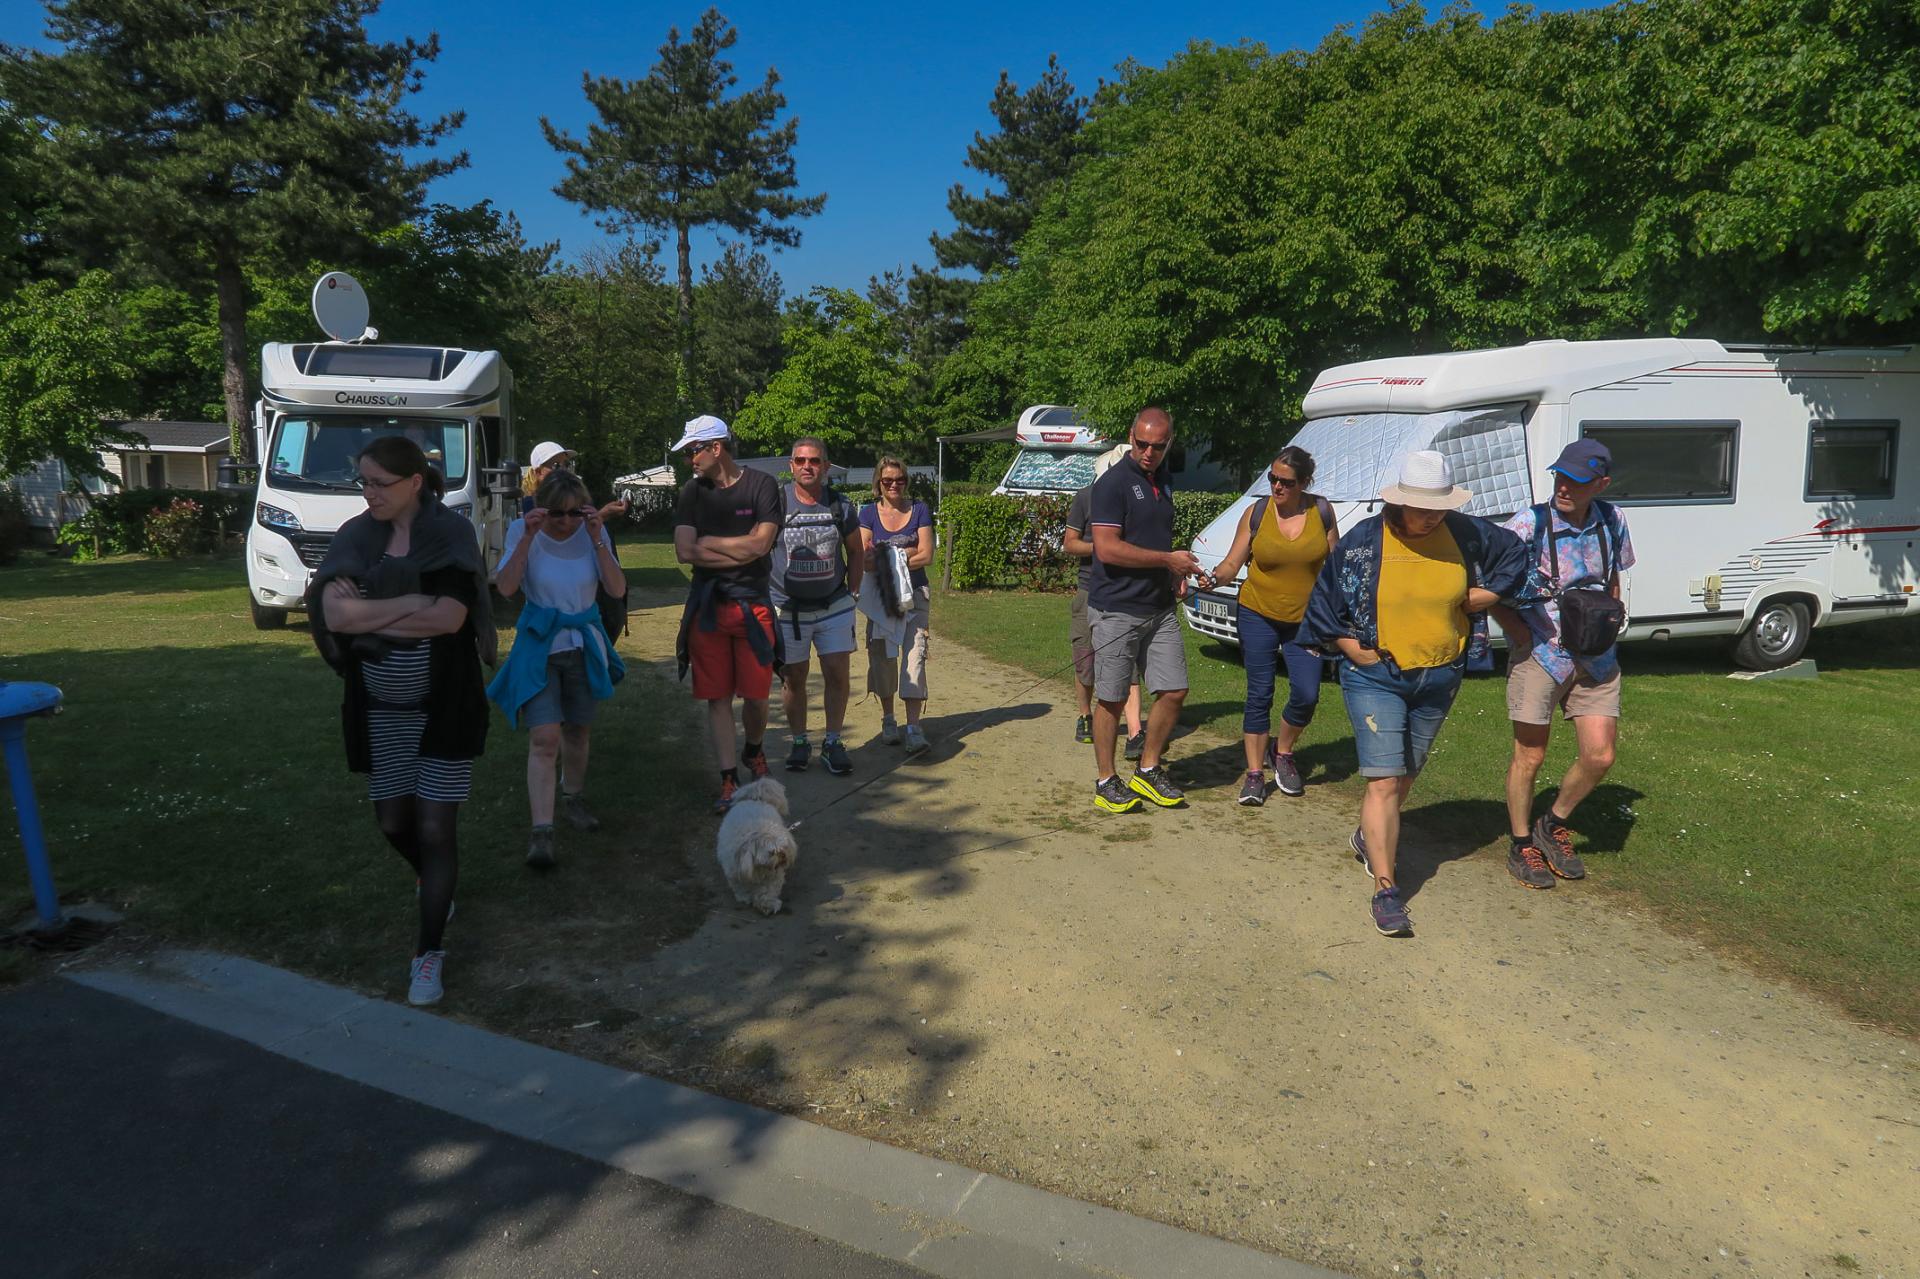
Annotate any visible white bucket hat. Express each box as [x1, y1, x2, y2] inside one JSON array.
[[529, 440, 574, 470], [1378, 449, 1472, 510]]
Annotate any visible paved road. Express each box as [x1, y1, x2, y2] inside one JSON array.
[[1, 979, 928, 1279]]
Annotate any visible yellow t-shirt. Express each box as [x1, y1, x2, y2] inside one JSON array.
[[1376, 519, 1468, 669], [1237, 500, 1326, 624]]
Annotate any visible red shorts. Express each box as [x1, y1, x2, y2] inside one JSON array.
[[690, 600, 776, 701]]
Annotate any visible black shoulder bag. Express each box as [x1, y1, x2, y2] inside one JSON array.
[[1546, 505, 1626, 656]]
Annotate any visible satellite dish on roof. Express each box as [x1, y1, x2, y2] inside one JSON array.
[[312, 271, 372, 343]]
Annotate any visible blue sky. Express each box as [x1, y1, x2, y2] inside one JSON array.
[[4, 1, 1589, 297]]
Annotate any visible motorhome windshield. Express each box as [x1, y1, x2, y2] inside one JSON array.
[[1274, 404, 1530, 516], [266, 415, 469, 493], [1004, 449, 1100, 492]]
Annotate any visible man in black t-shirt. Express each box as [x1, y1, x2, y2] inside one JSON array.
[[671, 415, 782, 811]]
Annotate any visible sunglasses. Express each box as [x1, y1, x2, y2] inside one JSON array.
[[1267, 473, 1300, 488], [1130, 437, 1170, 453], [546, 508, 585, 521], [682, 440, 717, 458], [791, 457, 824, 468], [878, 477, 908, 487]]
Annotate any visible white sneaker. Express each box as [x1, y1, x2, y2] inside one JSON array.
[[903, 724, 930, 755], [879, 716, 902, 745], [407, 949, 445, 1006]]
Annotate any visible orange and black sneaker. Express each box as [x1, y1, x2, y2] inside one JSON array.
[[713, 773, 739, 815], [1531, 814, 1587, 880], [743, 745, 770, 781], [1507, 837, 1556, 889]]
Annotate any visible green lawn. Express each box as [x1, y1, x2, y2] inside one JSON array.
[[933, 580, 1920, 1037]]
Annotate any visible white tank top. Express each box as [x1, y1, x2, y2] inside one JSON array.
[[502, 519, 601, 657]]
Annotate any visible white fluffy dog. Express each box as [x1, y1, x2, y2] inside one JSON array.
[[716, 777, 798, 916]]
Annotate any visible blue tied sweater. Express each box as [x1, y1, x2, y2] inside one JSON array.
[[487, 602, 625, 728]]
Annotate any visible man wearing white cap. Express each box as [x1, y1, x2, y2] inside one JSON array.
[[1301, 450, 1527, 938], [671, 415, 783, 812]]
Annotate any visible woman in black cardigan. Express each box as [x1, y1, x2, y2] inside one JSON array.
[[307, 437, 492, 1007]]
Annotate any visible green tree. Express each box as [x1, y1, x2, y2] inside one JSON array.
[[0, 270, 140, 481], [733, 288, 912, 459], [867, 268, 969, 403], [3, 0, 464, 453], [692, 242, 785, 422], [543, 8, 824, 408]]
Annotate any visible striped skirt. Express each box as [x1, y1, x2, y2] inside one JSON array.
[[363, 642, 472, 803]]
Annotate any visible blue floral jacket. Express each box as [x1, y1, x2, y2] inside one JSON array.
[[1299, 511, 1528, 670]]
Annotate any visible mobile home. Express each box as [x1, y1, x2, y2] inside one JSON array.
[[1183, 338, 1920, 668]]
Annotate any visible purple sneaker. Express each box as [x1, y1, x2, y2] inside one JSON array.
[[1351, 826, 1370, 874], [1370, 887, 1412, 937]]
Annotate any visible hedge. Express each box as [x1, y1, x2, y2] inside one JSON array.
[[942, 488, 1241, 592], [57, 487, 248, 560]]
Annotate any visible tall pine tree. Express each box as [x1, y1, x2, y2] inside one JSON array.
[[693, 243, 785, 422], [543, 8, 824, 413], [3, 0, 463, 455]]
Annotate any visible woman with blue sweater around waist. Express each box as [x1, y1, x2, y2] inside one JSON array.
[[490, 471, 626, 870], [1301, 451, 1526, 939]]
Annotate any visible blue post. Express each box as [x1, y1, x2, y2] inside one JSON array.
[[0, 682, 65, 930]]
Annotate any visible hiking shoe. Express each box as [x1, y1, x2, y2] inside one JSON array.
[[1370, 888, 1413, 937], [821, 737, 853, 775], [1124, 730, 1146, 761], [1236, 771, 1267, 807], [1094, 775, 1143, 813], [1532, 813, 1587, 880], [561, 792, 599, 832], [1508, 838, 1556, 889], [1271, 751, 1304, 797], [1074, 714, 1093, 744], [525, 826, 557, 870], [408, 950, 446, 1006], [744, 749, 770, 781], [1129, 765, 1185, 807], [1351, 826, 1370, 874], [879, 716, 903, 746], [903, 724, 930, 756], [785, 739, 810, 771], [713, 774, 738, 814]]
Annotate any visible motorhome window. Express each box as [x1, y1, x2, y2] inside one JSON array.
[[1004, 449, 1099, 491], [1580, 422, 1738, 504], [266, 415, 469, 492], [1806, 421, 1896, 500], [1032, 407, 1087, 428], [303, 346, 444, 379]]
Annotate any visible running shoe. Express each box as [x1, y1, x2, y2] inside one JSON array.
[[525, 825, 557, 870], [1129, 764, 1186, 807], [1236, 771, 1266, 807], [1507, 838, 1556, 889], [744, 748, 770, 781], [408, 949, 446, 1006], [1370, 888, 1413, 937], [1271, 752, 1304, 798], [1074, 714, 1093, 745], [1094, 775, 1143, 813], [1532, 813, 1588, 880], [1124, 730, 1146, 761], [561, 792, 599, 831], [1351, 825, 1369, 872], [821, 737, 853, 775], [903, 724, 930, 756], [713, 774, 738, 814], [785, 738, 810, 771], [879, 716, 903, 746]]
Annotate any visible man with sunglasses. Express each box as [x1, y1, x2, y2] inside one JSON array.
[[1087, 407, 1201, 812], [671, 415, 783, 812], [770, 437, 864, 776]]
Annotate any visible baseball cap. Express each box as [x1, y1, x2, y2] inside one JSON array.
[[529, 441, 573, 470], [671, 415, 730, 452], [1549, 439, 1612, 483]]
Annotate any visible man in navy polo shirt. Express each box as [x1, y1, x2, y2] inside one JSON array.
[[1087, 407, 1201, 812]]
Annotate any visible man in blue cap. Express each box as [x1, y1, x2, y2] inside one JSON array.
[[1491, 439, 1636, 889]]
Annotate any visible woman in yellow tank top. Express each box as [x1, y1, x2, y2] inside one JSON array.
[[1198, 446, 1338, 806]]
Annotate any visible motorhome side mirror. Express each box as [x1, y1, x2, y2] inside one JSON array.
[[480, 462, 521, 499], [216, 458, 260, 496]]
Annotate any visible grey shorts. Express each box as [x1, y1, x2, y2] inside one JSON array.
[[1069, 588, 1095, 685], [1089, 604, 1187, 702], [521, 647, 598, 728]]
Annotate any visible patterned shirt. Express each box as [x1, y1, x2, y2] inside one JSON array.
[[1501, 502, 1637, 683]]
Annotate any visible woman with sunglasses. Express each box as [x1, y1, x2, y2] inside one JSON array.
[[490, 471, 627, 870], [858, 456, 934, 754], [1199, 446, 1338, 806], [307, 437, 493, 1007]]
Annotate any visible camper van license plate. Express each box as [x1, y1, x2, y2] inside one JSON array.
[[1194, 596, 1230, 621]]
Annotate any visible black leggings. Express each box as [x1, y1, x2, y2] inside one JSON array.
[[372, 796, 459, 955]]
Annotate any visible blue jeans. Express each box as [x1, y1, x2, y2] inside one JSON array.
[[1236, 604, 1321, 736], [1339, 657, 1465, 778]]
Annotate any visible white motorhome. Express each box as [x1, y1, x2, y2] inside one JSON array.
[[1184, 338, 1920, 668], [235, 273, 518, 629], [992, 405, 1113, 496]]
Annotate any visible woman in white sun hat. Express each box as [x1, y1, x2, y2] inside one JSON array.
[[1300, 450, 1527, 939]]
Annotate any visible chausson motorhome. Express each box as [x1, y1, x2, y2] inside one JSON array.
[[992, 405, 1112, 496], [233, 272, 518, 629], [1184, 338, 1920, 669]]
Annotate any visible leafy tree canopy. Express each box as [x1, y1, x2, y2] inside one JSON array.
[[0, 270, 140, 481], [693, 242, 785, 423], [733, 288, 913, 460]]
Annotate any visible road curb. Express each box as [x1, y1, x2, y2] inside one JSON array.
[[70, 950, 1348, 1279]]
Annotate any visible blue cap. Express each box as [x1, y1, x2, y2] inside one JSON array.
[[1549, 439, 1611, 483]]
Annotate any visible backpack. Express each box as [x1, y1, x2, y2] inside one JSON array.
[[1533, 502, 1626, 656], [776, 482, 857, 603]]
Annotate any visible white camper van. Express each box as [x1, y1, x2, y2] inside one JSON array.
[[992, 405, 1112, 496], [235, 273, 518, 629], [1183, 338, 1920, 668]]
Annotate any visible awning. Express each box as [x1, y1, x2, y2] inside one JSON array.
[[934, 425, 1019, 444]]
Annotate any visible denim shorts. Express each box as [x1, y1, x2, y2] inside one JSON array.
[[521, 647, 598, 729], [1339, 657, 1464, 779]]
